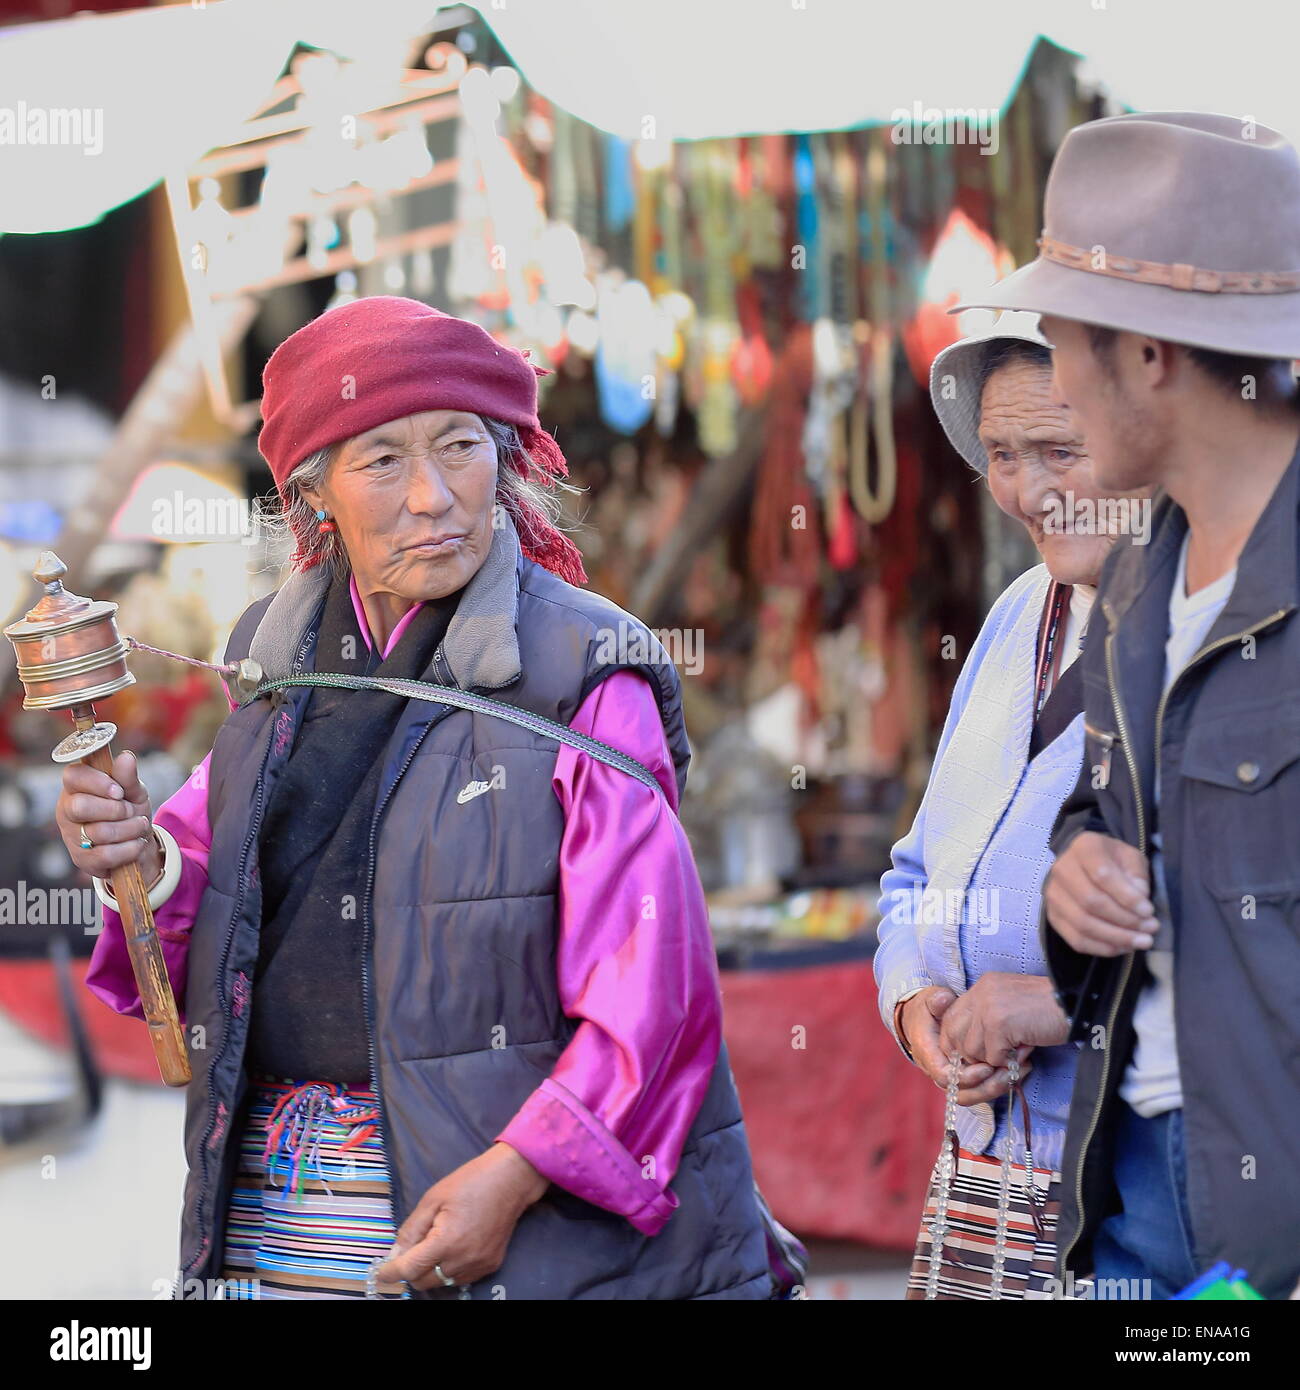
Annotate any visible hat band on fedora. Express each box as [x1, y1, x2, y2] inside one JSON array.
[[1038, 235, 1300, 295]]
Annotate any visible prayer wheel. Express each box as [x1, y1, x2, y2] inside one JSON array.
[[4, 552, 191, 1086]]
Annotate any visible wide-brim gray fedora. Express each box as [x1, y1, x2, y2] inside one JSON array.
[[953, 111, 1300, 360], [930, 312, 1049, 476]]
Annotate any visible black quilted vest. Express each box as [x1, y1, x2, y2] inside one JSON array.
[[173, 518, 772, 1300]]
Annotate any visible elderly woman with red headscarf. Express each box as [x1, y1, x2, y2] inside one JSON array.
[[58, 297, 788, 1301]]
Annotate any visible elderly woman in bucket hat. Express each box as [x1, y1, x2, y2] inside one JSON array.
[[957, 110, 1300, 1300], [876, 311, 1151, 1298], [60, 295, 787, 1300]]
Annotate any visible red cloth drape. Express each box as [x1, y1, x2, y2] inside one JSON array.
[[721, 957, 943, 1249], [0, 957, 159, 1084]]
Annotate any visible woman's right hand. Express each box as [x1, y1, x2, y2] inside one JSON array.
[[899, 986, 997, 1095], [55, 750, 163, 887]]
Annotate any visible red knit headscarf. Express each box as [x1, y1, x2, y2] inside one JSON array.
[[257, 295, 587, 585]]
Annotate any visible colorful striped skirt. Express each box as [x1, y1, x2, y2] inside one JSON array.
[[218, 1074, 411, 1299]]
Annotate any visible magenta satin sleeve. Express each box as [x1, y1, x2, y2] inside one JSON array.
[[494, 668, 722, 1237], [83, 748, 219, 1025]]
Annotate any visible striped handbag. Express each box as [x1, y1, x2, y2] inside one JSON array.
[[905, 1054, 1063, 1300]]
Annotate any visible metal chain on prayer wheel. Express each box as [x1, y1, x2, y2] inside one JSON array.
[[2, 552, 262, 1086]]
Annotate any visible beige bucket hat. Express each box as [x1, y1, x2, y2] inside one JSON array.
[[929, 312, 1049, 475], [953, 111, 1300, 360]]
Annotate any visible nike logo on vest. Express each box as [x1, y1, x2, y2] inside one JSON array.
[[456, 778, 495, 804]]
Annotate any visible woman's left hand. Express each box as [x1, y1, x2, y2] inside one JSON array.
[[937, 973, 1070, 1106], [373, 1142, 549, 1291]]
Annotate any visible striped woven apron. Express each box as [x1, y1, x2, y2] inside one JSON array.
[[218, 1075, 411, 1299]]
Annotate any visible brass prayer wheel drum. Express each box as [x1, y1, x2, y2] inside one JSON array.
[[4, 552, 135, 712]]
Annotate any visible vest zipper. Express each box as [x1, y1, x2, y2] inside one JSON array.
[[360, 640, 457, 1299], [180, 625, 314, 1299], [433, 644, 454, 686], [1058, 598, 1292, 1286]]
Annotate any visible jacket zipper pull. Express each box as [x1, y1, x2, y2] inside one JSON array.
[[1085, 723, 1115, 789]]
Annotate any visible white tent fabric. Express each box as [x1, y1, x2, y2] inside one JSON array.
[[0, 0, 441, 234], [486, 0, 1300, 145], [1, 0, 1297, 235]]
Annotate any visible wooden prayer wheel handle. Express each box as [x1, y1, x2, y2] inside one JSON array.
[[79, 728, 191, 1088]]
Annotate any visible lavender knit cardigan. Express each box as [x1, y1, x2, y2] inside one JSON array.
[[875, 563, 1084, 1173]]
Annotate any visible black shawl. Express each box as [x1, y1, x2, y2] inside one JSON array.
[[245, 568, 462, 1083]]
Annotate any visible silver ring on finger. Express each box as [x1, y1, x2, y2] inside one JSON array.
[[434, 1263, 456, 1287], [79, 825, 93, 849]]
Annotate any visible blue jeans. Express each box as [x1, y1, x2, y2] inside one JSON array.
[[1091, 1104, 1199, 1299]]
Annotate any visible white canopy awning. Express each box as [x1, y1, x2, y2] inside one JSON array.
[[1, 0, 1297, 235]]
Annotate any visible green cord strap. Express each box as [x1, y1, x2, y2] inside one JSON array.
[[250, 672, 664, 794]]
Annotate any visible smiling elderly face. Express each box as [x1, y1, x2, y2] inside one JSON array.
[[299, 409, 499, 603], [978, 355, 1136, 588]]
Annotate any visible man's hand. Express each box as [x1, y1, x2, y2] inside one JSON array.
[[1044, 831, 1158, 957], [938, 974, 1069, 1105], [899, 986, 997, 1096], [373, 1142, 549, 1291]]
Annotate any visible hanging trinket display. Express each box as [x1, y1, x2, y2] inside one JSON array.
[[441, 71, 1059, 789], [855, 130, 899, 526]]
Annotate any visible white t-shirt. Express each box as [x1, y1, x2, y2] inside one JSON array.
[[1121, 533, 1238, 1117]]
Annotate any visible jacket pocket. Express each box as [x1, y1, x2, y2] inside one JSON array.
[[1181, 707, 1300, 898]]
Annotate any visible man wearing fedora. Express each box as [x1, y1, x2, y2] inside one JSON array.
[[957, 111, 1300, 1299]]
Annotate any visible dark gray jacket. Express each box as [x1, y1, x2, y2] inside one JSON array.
[[1043, 439, 1300, 1300], [175, 515, 773, 1299]]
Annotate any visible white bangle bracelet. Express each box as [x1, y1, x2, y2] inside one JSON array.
[[92, 823, 183, 914]]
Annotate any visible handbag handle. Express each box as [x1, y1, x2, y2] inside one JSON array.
[[1012, 1074, 1048, 1237]]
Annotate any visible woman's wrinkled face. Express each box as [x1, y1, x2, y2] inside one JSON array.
[[302, 409, 498, 601], [978, 357, 1137, 587]]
